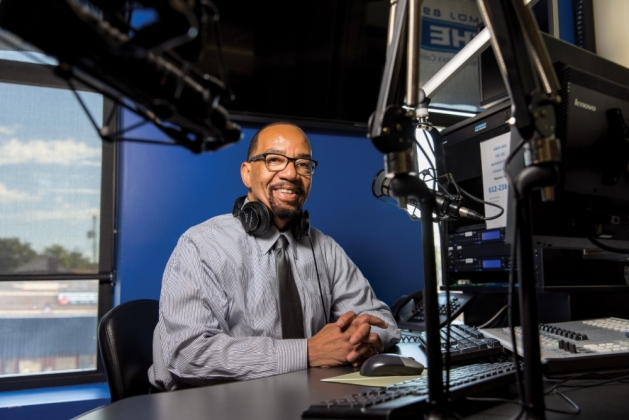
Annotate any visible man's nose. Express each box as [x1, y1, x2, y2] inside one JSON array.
[[278, 160, 299, 178]]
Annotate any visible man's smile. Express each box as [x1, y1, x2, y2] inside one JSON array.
[[271, 184, 303, 203]]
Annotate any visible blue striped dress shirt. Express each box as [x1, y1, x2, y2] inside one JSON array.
[[149, 213, 400, 390]]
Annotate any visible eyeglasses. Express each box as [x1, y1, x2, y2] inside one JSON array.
[[249, 153, 318, 176]]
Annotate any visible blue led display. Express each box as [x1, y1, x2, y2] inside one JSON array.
[[482, 259, 502, 268], [481, 230, 501, 241]]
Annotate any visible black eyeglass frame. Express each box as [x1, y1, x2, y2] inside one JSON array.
[[249, 153, 319, 176]]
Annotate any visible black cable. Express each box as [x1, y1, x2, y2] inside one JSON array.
[[436, 179, 460, 200], [413, 135, 437, 190], [503, 137, 528, 201], [439, 172, 463, 200], [204, 0, 235, 102], [586, 232, 629, 254], [547, 390, 580, 414], [500, 135, 540, 417], [418, 125, 436, 155], [421, 170, 497, 223], [464, 390, 581, 415], [544, 372, 629, 394], [508, 198, 525, 406], [452, 181, 505, 221], [443, 231, 452, 401]]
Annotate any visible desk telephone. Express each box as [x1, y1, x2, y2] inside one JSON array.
[[391, 290, 475, 332]]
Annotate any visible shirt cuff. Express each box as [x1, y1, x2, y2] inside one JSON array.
[[276, 339, 308, 374], [371, 323, 401, 351]]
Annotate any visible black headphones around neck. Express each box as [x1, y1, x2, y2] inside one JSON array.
[[231, 195, 327, 323], [232, 196, 310, 241]]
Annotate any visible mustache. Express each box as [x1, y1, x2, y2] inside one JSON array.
[[269, 182, 305, 195]]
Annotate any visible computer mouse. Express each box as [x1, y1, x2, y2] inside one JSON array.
[[360, 353, 425, 377]]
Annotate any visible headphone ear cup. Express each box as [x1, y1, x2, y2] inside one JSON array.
[[232, 196, 246, 219], [241, 201, 273, 236]]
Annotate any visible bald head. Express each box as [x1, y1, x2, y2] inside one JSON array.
[[247, 121, 309, 160]]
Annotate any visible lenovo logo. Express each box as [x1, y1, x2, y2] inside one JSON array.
[[574, 98, 597, 112]]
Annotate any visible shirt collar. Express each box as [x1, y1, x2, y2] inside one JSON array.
[[257, 228, 280, 255]]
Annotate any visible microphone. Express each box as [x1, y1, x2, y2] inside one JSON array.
[[0, 0, 242, 154], [372, 170, 485, 221]]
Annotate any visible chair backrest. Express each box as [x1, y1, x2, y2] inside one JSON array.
[[98, 299, 159, 402]]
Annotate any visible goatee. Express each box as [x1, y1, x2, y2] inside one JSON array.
[[268, 194, 302, 220], [267, 185, 304, 220]]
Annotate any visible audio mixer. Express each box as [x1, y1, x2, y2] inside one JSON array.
[[481, 317, 629, 373]]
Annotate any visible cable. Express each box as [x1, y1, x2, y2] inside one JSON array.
[[412, 168, 501, 224], [443, 231, 452, 402], [446, 175, 505, 221], [507, 198, 525, 407], [464, 391, 580, 415], [586, 232, 629, 254], [454, 182, 505, 221], [413, 134, 437, 191], [544, 372, 629, 394], [418, 123, 436, 155], [203, 0, 235, 102], [503, 137, 528, 201], [547, 390, 580, 414], [476, 304, 508, 329]]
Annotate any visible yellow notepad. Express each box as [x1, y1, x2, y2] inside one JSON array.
[[321, 371, 426, 387]]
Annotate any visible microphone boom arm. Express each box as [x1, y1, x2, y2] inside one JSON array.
[[0, 0, 242, 153]]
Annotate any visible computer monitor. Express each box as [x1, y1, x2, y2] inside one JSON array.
[[436, 35, 629, 290]]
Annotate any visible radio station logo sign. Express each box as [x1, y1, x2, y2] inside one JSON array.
[[421, 16, 478, 54]]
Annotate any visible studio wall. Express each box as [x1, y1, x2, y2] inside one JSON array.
[[114, 113, 425, 308]]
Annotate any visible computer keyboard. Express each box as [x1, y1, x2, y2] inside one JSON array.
[[481, 317, 629, 373], [401, 324, 505, 363], [302, 361, 519, 419]]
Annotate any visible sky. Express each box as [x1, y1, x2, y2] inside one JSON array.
[[0, 65, 103, 262]]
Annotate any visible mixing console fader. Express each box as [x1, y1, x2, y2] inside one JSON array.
[[481, 317, 629, 373]]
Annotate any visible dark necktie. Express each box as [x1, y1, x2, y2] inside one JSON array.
[[275, 235, 305, 339]]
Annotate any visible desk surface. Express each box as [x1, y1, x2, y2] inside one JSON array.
[[76, 344, 629, 420]]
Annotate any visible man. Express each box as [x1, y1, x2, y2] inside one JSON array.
[[149, 122, 400, 391]]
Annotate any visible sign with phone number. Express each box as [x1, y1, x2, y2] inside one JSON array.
[[488, 183, 508, 194]]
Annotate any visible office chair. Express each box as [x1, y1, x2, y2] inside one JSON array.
[[98, 299, 159, 402]]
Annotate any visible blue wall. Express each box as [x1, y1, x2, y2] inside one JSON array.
[[115, 113, 425, 307]]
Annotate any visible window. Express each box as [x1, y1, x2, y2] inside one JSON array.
[[0, 37, 115, 390]]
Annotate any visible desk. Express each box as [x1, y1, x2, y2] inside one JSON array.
[[75, 344, 629, 420]]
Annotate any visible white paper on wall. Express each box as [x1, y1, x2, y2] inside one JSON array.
[[480, 132, 511, 229]]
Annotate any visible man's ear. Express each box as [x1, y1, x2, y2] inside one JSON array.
[[241, 162, 252, 188]]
